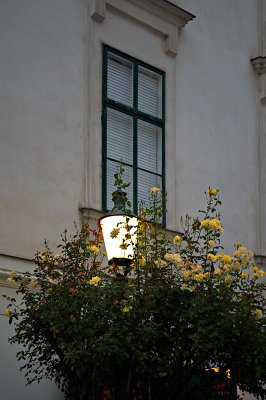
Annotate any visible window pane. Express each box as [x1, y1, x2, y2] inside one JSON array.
[[107, 108, 133, 164], [107, 52, 133, 107], [138, 66, 162, 118], [137, 170, 162, 209], [138, 120, 162, 175], [106, 160, 133, 211]]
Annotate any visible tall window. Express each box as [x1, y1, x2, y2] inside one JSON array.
[[102, 45, 165, 216]]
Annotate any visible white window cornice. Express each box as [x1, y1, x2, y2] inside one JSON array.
[[90, 0, 195, 56]]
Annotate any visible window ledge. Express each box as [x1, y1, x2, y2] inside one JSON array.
[[79, 207, 181, 238], [90, 0, 195, 56]]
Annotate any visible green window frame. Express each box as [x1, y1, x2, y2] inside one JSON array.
[[102, 45, 165, 221]]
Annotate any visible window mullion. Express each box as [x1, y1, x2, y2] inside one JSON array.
[[133, 116, 138, 214], [162, 72, 166, 124], [162, 124, 166, 226], [102, 46, 108, 211], [162, 73, 166, 225], [133, 62, 138, 214]]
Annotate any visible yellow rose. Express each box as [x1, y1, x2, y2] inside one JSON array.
[[253, 273, 259, 279], [181, 283, 188, 291], [208, 188, 217, 196], [88, 246, 99, 254], [191, 264, 202, 273], [173, 235, 182, 245], [222, 264, 230, 273], [164, 253, 174, 262], [236, 242, 241, 247], [252, 309, 262, 319], [195, 273, 204, 282], [242, 257, 251, 267], [253, 266, 258, 272], [122, 306, 132, 313], [138, 256, 146, 266], [202, 218, 222, 232], [241, 273, 248, 280], [209, 219, 217, 229], [239, 247, 247, 255], [222, 255, 232, 264], [89, 276, 101, 286], [201, 219, 210, 229], [150, 187, 159, 195], [173, 254, 183, 267], [204, 272, 210, 279], [7, 278, 15, 285], [207, 253, 216, 262], [5, 309, 11, 318], [182, 271, 191, 281], [233, 250, 240, 258], [189, 285, 196, 292], [155, 259, 167, 266], [214, 268, 221, 276], [208, 240, 215, 248], [233, 262, 240, 271], [224, 275, 233, 284]]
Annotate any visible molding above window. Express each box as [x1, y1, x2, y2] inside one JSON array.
[[251, 56, 266, 75], [90, 0, 195, 56]]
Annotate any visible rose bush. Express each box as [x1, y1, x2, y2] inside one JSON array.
[[3, 174, 266, 400]]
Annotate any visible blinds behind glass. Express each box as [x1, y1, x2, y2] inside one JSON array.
[[107, 54, 133, 107], [107, 108, 133, 165], [138, 66, 162, 118], [138, 120, 162, 175]]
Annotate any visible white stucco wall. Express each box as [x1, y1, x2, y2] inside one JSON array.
[[0, 0, 264, 399], [0, 0, 88, 258], [0, 0, 263, 258], [174, 0, 259, 255]]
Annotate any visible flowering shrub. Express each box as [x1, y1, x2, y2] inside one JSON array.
[[3, 180, 266, 400]]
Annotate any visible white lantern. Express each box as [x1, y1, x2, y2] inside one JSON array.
[[100, 214, 138, 266]]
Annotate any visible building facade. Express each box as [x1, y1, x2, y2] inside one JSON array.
[[0, 0, 265, 398]]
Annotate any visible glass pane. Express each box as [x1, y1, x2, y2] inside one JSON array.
[[138, 120, 162, 175], [107, 52, 133, 107], [138, 66, 162, 118], [106, 160, 133, 211], [137, 170, 162, 209], [107, 108, 133, 164]]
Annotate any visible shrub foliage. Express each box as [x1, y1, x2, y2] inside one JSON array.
[[4, 176, 266, 400]]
